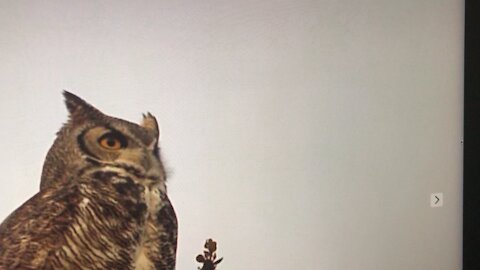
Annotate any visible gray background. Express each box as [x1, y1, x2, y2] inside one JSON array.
[[0, 1, 463, 269]]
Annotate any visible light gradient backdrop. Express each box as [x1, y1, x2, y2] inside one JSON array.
[[0, 1, 463, 269]]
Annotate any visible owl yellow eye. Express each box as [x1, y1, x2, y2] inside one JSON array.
[[98, 132, 127, 150]]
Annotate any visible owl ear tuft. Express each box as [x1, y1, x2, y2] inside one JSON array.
[[63, 91, 102, 121], [141, 112, 159, 139]]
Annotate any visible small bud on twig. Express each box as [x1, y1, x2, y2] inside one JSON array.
[[196, 239, 223, 270]]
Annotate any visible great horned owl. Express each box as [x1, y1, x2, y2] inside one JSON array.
[[0, 92, 177, 270]]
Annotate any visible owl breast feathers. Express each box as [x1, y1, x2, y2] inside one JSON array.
[[0, 92, 177, 270]]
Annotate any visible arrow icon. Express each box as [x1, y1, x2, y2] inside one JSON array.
[[431, 193, 443, 208]]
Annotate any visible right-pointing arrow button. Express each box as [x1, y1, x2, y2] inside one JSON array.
[[431, 193, 444, 208]]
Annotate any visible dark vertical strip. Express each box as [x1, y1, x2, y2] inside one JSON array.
[[464, 1, 480, 269]]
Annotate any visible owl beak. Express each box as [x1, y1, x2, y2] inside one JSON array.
[[144, 149, 163, 181], [147, 140, 158, 152]]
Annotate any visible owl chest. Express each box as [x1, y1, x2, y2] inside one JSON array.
[[132, 185, 163, 270]]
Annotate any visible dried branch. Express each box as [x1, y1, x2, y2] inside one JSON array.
[[196, 239, 223, 270]]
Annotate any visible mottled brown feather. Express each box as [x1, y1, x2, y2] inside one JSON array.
[[0, 171, 177, 270]]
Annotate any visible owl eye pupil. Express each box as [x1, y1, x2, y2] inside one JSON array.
[[106, 139, 116, 147]]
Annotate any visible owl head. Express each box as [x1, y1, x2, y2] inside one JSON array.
[[40, 91, 165, 190]]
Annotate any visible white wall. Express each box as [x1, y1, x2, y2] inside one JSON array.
[[0, 1, 463, 269]]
